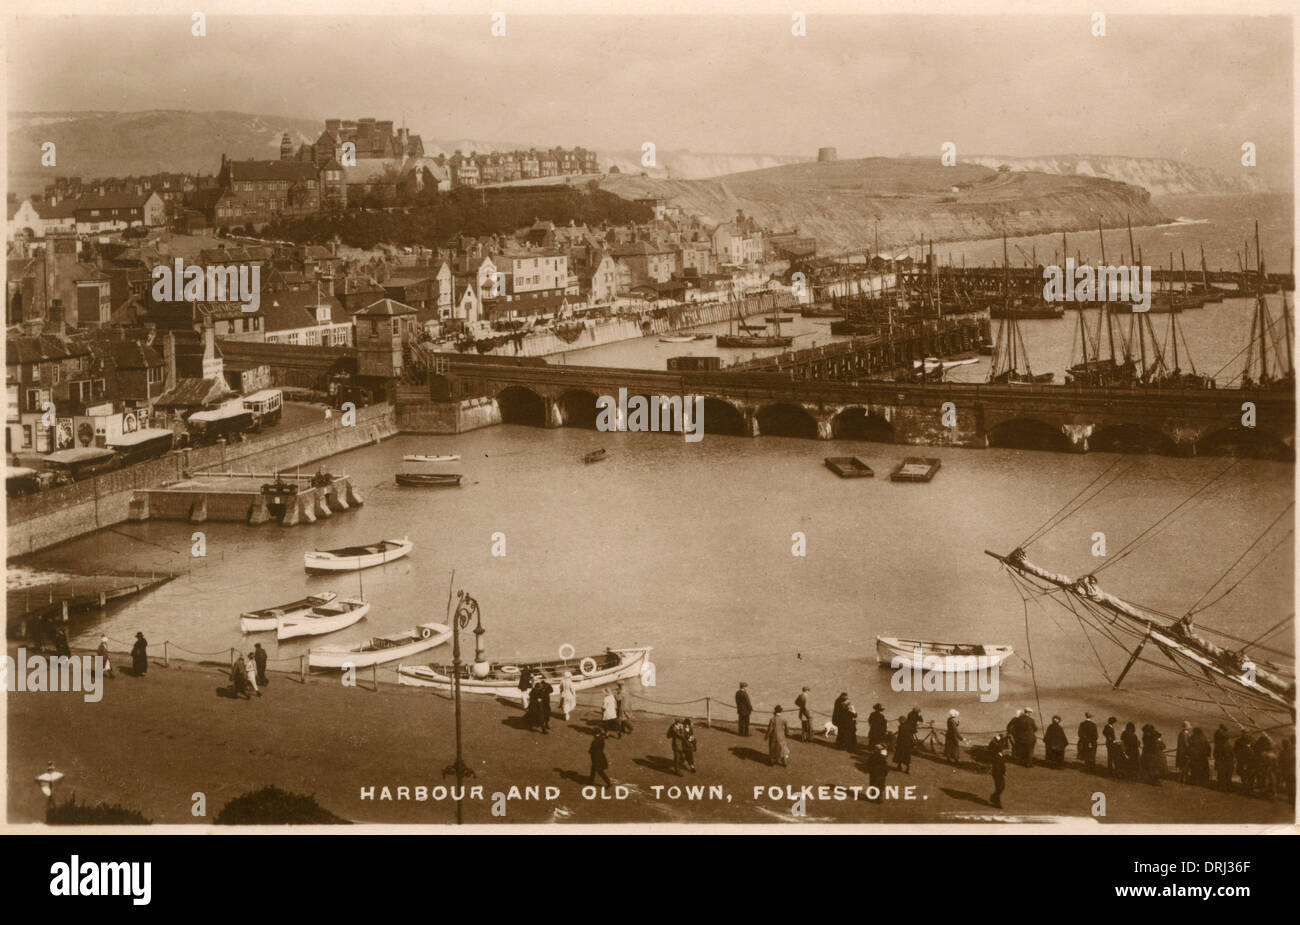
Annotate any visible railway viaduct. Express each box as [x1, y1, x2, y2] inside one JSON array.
[[421, 357, 1295, 458]]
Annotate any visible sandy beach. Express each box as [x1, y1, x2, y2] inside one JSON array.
[[6, 646, 1292, 827]]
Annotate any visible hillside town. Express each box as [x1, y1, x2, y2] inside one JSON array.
[[5, 115, 825, 465]]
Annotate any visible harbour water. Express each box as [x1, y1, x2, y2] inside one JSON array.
[[31, 424, 1294, 738]]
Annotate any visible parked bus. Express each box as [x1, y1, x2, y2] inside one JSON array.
[[241, 389, 283, 428], [186, 403, 256, 445], [106, 427, 175, 466], [41, 447, 122, 483]]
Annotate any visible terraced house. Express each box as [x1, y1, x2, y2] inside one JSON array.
[[216, 155, 343, 228]]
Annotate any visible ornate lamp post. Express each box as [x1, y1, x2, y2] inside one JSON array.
[[442, 583, 479, 824], [36, 761, 63, 808]]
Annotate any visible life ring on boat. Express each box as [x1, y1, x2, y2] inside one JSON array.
[[501, 665, 520, 675], [558, 643, 575, 661], [420, 627, 433, 639], [579, 657, 597, 677]]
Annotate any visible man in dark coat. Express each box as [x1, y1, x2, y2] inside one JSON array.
[[833, 694, 858, 751], [1188, 728, 1212, 787], [989, 734, 1008, 808], [735, 682, 753, 736], [537, 678, 553, 733], [893, 710, 917, 772], [253, 643, 269, 687], [1077, 713, 1098, 772], [1014, 708, 1038, 767], [795, 687, 813, 743], [1044, 716, 1068, 768], [587, 730, 611, 786], [130, 632, 148, 676], [1103, 717, 1120, 776], [1233, 731, 1254, 792], [867, 703, 888, 748], [1175, 721, 1192, 783], [866, 744, 889, 802], [1213, 725, 1234, 791], [53, 627, 72, 658]]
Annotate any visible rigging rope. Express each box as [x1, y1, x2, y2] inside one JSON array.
[[1187, 530, 1294, 619], [1092, 460, 1241, 574], [1018, 457, 1131, 548], [1183, 503, 1294, 616]]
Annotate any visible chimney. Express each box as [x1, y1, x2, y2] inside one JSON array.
[[164, 330, 177, 392]]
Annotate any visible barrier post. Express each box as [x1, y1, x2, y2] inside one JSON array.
[[300, 654, 306, 683], [163, 641, 169, 667], [705, 697, 711, 729], [372, 663, 377, 691]]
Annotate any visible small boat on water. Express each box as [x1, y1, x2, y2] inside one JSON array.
[[240, 591, 338, 633], [738, 322, 766, 333], [396, 473, 462, 487], [692, 333, 714, 341], [824, 456, 874, 478], [583, 448, 607, 464], [890, 457, 942, 482], [876, 636, 1014, 672], [398, 646, 653, 699], [309, 622, 452, 669], [304, 537, 412, 572], [659, 334, 695, 343], [404, 454, 460, 463], [763, 315, 795, 323], [277, 598, 370, 640]]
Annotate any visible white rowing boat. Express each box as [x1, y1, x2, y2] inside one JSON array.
[[309, 622, 452, 669], [277, 598, 370, 640], [876, 635, 1013, 672], [240, 591, 338, 633], [398, 646, 652, 699], [304, 537, 412, 572], [403, 454, 460, 463]]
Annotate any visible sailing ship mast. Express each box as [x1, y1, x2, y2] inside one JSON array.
[[986, 548, 1295, 714]]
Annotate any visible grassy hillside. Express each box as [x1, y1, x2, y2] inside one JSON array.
[[603, 157, 1169, 254]]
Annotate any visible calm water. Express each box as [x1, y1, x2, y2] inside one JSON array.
[[37, 425, 1294, 738]]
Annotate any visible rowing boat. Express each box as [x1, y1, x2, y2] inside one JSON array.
[[277, 598, 370, 640], [403, 454, 460, 463], [890, 458, 941, 482], [395, 473, 462, 487], [304, 537, 412, 572], [583, 449, 607, 464], [658, 334, 695, 343], [398, 646, 652, 700], [824, 456, 874, 478], [309, 622, 452, 669], [240, 591, 338, 633], [876, 636, 1013, 672]]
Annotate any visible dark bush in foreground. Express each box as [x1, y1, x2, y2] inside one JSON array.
[[214, 786, 350, 825], [46, 795, 151, 825]]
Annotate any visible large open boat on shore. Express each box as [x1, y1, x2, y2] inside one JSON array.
[[240, 591, 338, 633], [304, 537, 412, 572], [396, 473, 462, 487], [877, 636, 1014, 672], [397, 646, 652, 699], [309, 622, 452, 669], [277, 597, 370, 640]]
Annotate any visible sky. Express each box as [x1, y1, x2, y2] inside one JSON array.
[[6, 12, 1294, 186]]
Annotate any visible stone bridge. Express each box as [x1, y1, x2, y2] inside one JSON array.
[[426, 359, 1295, 458]]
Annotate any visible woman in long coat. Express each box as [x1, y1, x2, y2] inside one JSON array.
[[1188, 728, 1212, 787], [832, 694, 858, 751], [1121, 722, 1141, 779], [766, 706, 790, 767], [130, 632, 148, 676], [560, 671, 577, 721], [893, 712, 916, 772], [944, 709, 964, 764]]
